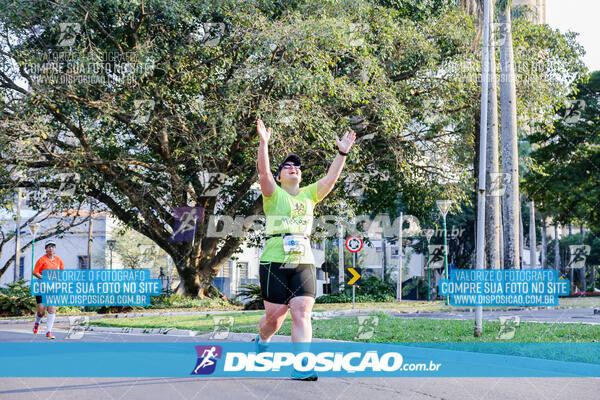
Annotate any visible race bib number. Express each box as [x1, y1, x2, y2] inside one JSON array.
[[283, 234, 309, 255]]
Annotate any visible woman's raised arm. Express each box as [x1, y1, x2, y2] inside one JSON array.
[[257, 119, 276, 197], [317, 130, 356, 201]]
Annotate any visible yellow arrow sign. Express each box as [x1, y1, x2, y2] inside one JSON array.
[[347, 267, 361, 285]]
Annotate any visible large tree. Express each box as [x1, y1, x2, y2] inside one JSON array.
[[498, 0, 521, 269], [0, 0, 480, 296], [524, 71, 600, 230]]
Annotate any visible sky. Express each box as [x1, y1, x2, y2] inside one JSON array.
[[547, 0, 600, 72]]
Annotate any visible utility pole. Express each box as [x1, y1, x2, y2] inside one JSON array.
[[396, 212, 403, 302], [13, 188, 22, 282], [475, 0, 491, 337], [541, 215, 547, 268], [338, 224, 344, 292], [554, 223, 561, 272], [529, 201, 537, 268], [87, 199, 93, 269]]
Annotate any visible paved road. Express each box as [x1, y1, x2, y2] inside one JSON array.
[[394, 307, 600, 324], [0, 376, 598, 400], [1, 310, 599, 399]]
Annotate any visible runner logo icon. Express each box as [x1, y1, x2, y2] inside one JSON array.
[[191, 345, 222, 375]]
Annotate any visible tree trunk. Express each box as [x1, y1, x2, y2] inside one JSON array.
[[485, 2, 501, 270], [499, 5, 521, 269], [541, 215, 547, 268], [382, 238, 387, 279], [554, 223, 560, 271], [170, 197, 263, 298], [88, 200, 93, 269], [529, 200, 537, 267], [519, 199, 524, 268], [460, 0, 484, 47], [174, 258, 227, 300], [14, 188, 22, 282]]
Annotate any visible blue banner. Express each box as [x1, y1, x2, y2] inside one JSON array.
[[30, 269, 161, 306], [438, 269, 570, 306], [1, 343, 598, 377]]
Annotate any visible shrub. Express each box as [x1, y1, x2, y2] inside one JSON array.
[[315, 292, 395, 304], [235, 283, 265, 310], [358, 275, 395, 297], [315, 276, 397, 303], [0, 280, 36, 316]]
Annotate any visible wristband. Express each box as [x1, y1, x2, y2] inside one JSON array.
[[338, 150, 348, 156]]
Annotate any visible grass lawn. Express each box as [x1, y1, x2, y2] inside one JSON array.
[[3, 295, 597, 321], [89, 311, 600, 343], [90, 311, 264, 332], [314, 300, 446, 312]]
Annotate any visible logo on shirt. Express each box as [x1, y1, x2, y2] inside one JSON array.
[[290, 201, 305, 218], [191, 345, 223, 375]]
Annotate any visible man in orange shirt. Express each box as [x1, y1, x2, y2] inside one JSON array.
[[32, 240, 64, 339]]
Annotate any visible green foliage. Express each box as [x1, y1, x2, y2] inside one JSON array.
[[0, 280, 36, 316], [525, 72, 600, 230], [315, 292, 395, 303], [0, 0, 587, 294], [234, 283, 265, 310], [545, 232, 600, 274], [316, 275, 395, 302], [357, 274, 395, 297], [56, 306, 84, 313], [401, 277, 429, 299]]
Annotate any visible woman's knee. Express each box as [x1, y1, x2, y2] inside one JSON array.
[[290, 303, 312, 322], [264, 308, 287, 326]]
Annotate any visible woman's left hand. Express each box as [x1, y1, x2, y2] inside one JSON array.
[[336, 130, 356, 154]]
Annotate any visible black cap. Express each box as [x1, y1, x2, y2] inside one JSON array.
[[276, 154, 302, 177]]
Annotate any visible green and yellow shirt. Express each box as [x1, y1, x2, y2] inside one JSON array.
[[260, 182, 320, 264]]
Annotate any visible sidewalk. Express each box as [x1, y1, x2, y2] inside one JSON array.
[[0, 304, 582, 325]]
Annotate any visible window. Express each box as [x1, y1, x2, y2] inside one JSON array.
[[391, 246, 399, 258], [238, 262, 248, 279], [78, 256, 89, 269], [18, 256, 24, 280], [220, 261, 232, 278]]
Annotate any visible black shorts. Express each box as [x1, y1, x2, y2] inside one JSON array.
[[35, 296, 43, 304], [259, 262, 316, 304]]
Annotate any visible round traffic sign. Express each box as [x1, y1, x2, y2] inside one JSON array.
[[345, 235, 363, 253]]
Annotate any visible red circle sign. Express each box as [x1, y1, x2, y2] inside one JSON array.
[[345, 235, 363, 253]]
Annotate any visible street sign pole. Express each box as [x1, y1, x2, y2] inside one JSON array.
[[345, 236, 363, 307], [396, 213, 403, 302], [427, 245, 431, 300], [352, 253, 356, 309], [338, 224, 344, 293]]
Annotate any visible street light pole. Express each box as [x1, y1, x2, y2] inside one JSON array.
[[13, 188, 22, 282], [396, 212, 403, 302], [473, 0, 492, 337], [29, 223, 40, 277], [107, 239, 116, 270], [424, 229, 435, 301], [436, 200, 452, 306]]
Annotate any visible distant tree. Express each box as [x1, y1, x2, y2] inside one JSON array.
[[524, 72, 600, 230], [0, 0, 480, 296]]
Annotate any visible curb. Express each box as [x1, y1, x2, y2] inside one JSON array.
[[1, 306, 592, 325], [83, 326, 342, 341], [0, 309, 253, 325]]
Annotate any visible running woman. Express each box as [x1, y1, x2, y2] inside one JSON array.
[[32, 240, 64, 339], [255, 119, 355, 380]]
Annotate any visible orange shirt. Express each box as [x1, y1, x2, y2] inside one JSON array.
[[33, 254, 64, 276]]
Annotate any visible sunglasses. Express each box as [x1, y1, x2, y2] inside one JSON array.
[[281, 163, 301, 170]]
